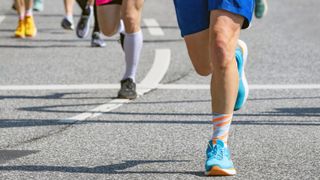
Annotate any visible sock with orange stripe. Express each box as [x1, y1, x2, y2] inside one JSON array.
[[212, 113, 233, 145]]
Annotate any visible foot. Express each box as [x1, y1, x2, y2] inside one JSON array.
[[119, 33, 125, 50], [234, 40, 249, 111], [33, 0, 44, 12], [61, 17, 74, 30], [14, 19, 25, 38], [76, 6, 92, 38], [12, 3, 16, 11], [205, 140, 236, 176], [25, 16, 37, 37], [91, 32, 106, 47], [255, 0, 268, 19], [118, 78, 137, 100]]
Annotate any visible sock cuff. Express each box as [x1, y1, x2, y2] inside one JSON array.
[[25, 9, 33, 16], [212, 112, 233, 119], [65, 15, 73, 22], [124, 30, 143, 36]]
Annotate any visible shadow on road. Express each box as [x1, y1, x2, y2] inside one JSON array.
[[0, 160, 205, 176], [1, 118, 320, 129]]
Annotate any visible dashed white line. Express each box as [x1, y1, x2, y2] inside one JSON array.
[[0, 16, 5, 25], [60, 49, 171, 123], [143, 18, 164, 36]]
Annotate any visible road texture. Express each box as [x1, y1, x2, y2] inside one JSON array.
[[0, 0, 319, 179]]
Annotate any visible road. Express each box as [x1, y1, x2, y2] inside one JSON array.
[[0, 0, 320, 179]]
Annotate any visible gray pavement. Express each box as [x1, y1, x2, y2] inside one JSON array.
[[0, 0, 320, 179]]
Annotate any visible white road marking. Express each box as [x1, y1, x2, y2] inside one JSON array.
[[0, 16, 5, 25], [2, 84, 320, 91], [143, 18, 164, 36], [157, 84, 320, 90], [0, 84, 120, 91], [59, 49, 171, 123], [158, 84, 320, 90]]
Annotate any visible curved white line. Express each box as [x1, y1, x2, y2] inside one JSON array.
[[0, 16, 5, 25], [143, 18, 164, 36], [59, 49, 171, 123]]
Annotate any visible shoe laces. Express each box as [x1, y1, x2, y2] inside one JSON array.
[[25, 17, 33, 28], [210, 144, 224, 160], [122, 79, 135, 90]]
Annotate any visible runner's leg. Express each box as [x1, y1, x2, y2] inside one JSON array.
[[91, 0, 106, 47], [61, 0, 75, 30], [14, 0, 26, 38], [120, 0, 144, 82]]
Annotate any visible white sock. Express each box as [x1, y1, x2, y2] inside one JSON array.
[[65, 15, 73, 23], [117, 20, 125, 34], [89, 5, 93, 12], [26, 9, 33, 16], [122, 30, 143, 82], [19, 14, 25, 20]]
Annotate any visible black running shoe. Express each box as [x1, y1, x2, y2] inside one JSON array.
[[76, 7, 92, 38], [119, 33, 125, 50], [61, 17, 74, 30], [118, 78, 137, 99], [91, 32, 106, 47]]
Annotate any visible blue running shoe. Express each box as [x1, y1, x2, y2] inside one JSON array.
[[205, 139, 236, 176], [33, 0, 44, 12], [234, 40, 249, 111]]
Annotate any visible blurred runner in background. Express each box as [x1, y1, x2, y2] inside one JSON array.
[[96, 0, 144, 99], [75, 0, 106, 47], [255, 0, 268, 19], [14, 0, 37, 38], [61, 0, 75, 30]]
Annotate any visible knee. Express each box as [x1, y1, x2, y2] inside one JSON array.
[[100, 26, 117, 37], [194, 65, 212, 76], [211, 28, 236, 70], [122, 12, 140, 33]]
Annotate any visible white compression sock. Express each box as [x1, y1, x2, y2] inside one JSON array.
[[117, 20, 125, 34], [122, 30, 143, 82]]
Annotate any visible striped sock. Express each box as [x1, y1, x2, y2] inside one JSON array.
[[212, 113, 233, 144]]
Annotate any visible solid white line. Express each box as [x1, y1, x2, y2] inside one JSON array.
[[0, 16, 5, 25], [2, 84, 320, 91], [143, 18, 164, 36], [60, 49, 171, 123], [249, 84, 320, 90], [138, 49, 171, 94], [157, 84, 320, 90], [0, 84, 120, 91]]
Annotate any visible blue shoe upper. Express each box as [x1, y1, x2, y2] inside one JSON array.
[[234, 48, 246, 111], [205, 140, 234, 171]]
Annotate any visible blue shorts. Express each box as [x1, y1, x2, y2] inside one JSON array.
[[173, 0, 254, 37]]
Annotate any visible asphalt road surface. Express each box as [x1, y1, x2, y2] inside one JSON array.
[[0, 0, 320, 179]]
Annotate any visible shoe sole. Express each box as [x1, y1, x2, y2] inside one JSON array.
[[235, 39, 249, 111], [205, 166, 236, 176], [91, 43, 106, 47], [262, 0, 268, 17], [15, 34, 25, 39], [117, 94, 137, 100], [26, 28, 37, 38], [62, 25, 74, 30]]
